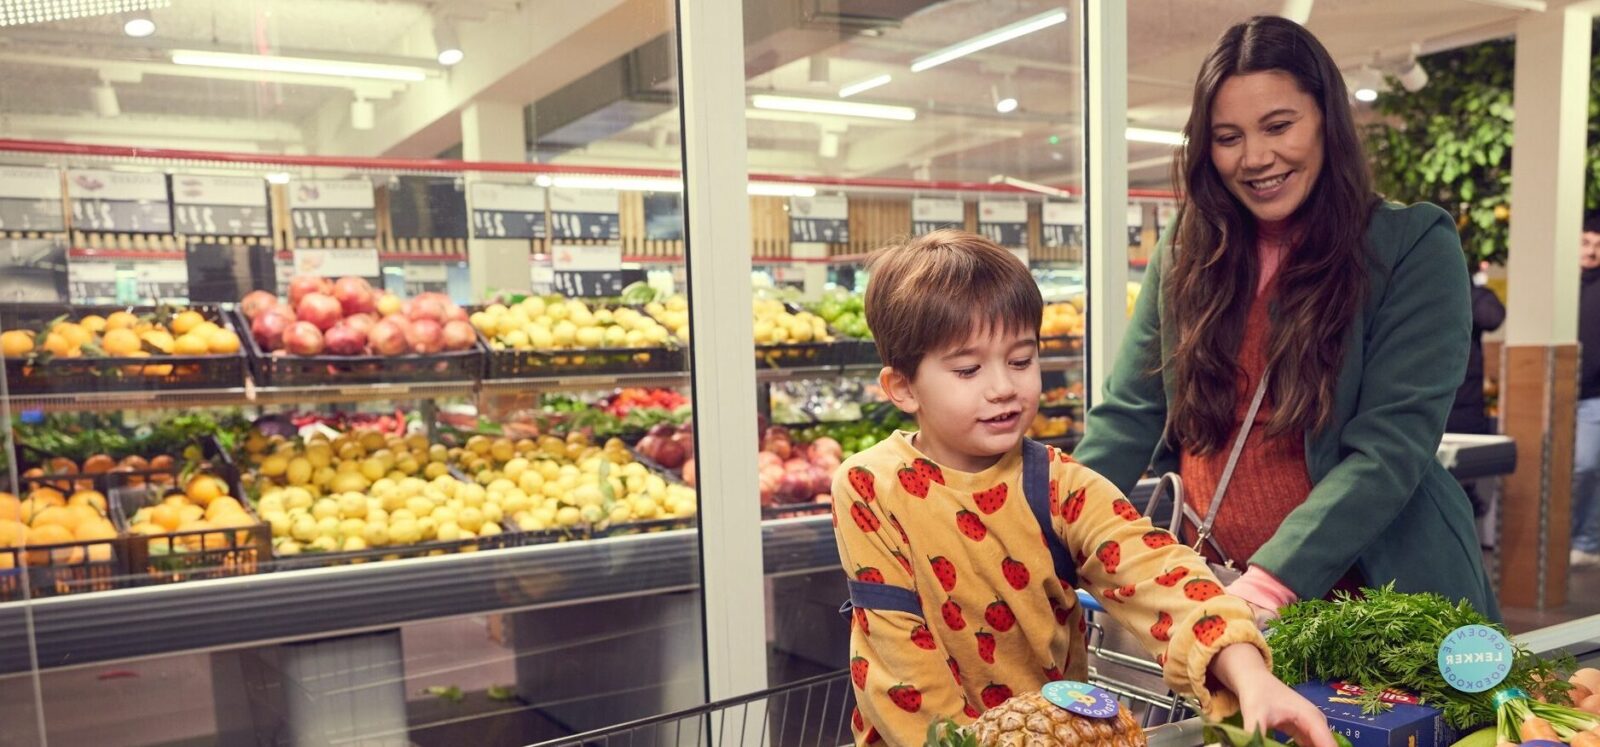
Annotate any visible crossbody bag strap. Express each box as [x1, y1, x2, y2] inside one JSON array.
[[1190, 372, 1270, 552]]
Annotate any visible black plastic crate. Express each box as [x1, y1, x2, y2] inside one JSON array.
[[107, 438, 268, 586], [235, 309, 485, 387], [0, 303, 247, 394], [0, 535, 124, 601], [831, 339, 880, 366]]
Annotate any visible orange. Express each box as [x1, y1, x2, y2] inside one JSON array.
[[78, 314, 106, 333], [177, 520, 226, 551], [67, 503, 104, 527], [0, 493, 19, 522], [102, 328, 142, 357], [186, 474, 226, 506], [129, 521, 164, 536], [207, 328, 241, 355], [31, 506, 81, 533], [26, 524, 80, 566], [139, 329, 175, 354], [29, 487, 66, 506], [68, 490, 108, 514], [211, 510, 256, 544], [189, 321, 221, 340], [105, 311, 138, 331], [178, 504, 204, 524], [53, 322, 92, 349], [174, 334, 210, 356], [150, 504, 182, 532], [0, 519, 27, 547], [1, 330, 33, 357], [170, 310, 204, 336], [41, 332, 71, 357], [204, 496, 243, 521]]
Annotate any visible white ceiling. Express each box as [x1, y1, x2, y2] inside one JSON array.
[[0, 0, 1532, 188]]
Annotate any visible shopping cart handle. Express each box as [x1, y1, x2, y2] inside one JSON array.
[[1075, 589, 1105, 614]]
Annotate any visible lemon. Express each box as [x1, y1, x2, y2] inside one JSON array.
[[171, 310, 204, 336], [1, 330, 34, 357]]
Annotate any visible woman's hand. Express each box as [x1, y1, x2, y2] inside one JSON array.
[[1210, 644, 1334, 747], [1241, 599, 1280, 629]]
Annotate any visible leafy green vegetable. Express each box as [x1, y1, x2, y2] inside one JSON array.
[[1205, 716, 1354, 747], [1267, 584, 1572, 729]]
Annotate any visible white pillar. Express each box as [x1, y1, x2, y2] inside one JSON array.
[[461, 101, 533, 299], [678, 0, 768, 701], [1504, 5, 1593, 346], [1085, 0, 1129, 406]]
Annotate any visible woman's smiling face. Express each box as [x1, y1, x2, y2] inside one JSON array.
[[1209, 70, 1325, 224]]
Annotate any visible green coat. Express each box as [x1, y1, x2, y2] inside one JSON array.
[[1074, 202, 1500, 620]]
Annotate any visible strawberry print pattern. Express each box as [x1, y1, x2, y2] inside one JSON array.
[[830, 432, 1262, 747]]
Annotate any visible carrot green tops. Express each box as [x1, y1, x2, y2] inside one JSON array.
[[833, 431, 1263, 747]]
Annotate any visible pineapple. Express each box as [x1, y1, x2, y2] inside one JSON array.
[[928, 692, 1147, 747]]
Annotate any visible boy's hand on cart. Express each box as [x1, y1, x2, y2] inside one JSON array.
[[1211, 645, 1335, 747]]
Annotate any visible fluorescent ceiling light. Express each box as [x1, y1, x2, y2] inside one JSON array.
[[551, 176, 683, 192], [1127, 127, 1185, 146], [751, 94, 916, 121], [910, 9, 1068, 73], [169, 50, 429, 82], [2, 0, 169, 27], [350, 99, 374, 130], [838, 74, 891, 99], [123, 9, 153, 37], [266, 172, 291, 185], [748, 183, 817, 197]]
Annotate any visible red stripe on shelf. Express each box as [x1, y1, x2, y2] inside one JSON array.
[[0, 138, 1178, 199], [380, 253, 467, 262], [69, 248, 184, 260]]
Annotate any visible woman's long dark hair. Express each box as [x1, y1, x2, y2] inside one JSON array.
[[1165, 15, 1378, 454]]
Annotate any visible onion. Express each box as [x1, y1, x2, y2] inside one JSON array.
[[251, 308, 295, 351], [406, 318, 444, 354], [296, 292, 344, 332], [283, 321, 326, 356], [368, 319, 409, 357], [441, 320, 477, 352], [288, 275, 333, 307], [239, 290, 279, 321], [333, 276, 376, 317], [323, 322, 367, 356]]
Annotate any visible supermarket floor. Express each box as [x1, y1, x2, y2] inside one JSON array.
[[1, 568, 1597, 747]]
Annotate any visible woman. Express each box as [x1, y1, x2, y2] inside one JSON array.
[[1074, 16, 1498, 622]]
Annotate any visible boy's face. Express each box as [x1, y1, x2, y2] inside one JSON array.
[[880, 325, 1041, 473]]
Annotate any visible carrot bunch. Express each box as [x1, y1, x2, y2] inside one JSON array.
[[1496, 671, 1600, 747]]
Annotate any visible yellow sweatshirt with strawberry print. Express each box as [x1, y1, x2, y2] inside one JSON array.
[[833, 432, 1266, 747]]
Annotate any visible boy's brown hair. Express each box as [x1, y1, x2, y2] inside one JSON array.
[[864, 229, 1043, 377]]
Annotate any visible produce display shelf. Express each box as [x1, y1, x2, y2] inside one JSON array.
[[0, 355, 1086, 412], [0, 513, 839, 675]]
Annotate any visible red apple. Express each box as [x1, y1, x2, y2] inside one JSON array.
[[288, 275, 332, 307], [368, 319, 408, 356], [333, 276, 376, 317], [324, 322, 367, 356], [297, 292, 344, 332], [239, 289, 279, 321], [283, 321, 325, 356]]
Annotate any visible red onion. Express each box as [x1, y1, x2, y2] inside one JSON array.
[[324, 322, 367, 356]]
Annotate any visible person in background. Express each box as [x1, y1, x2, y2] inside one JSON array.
[[1072, 16, 1498, 621], [1448, 263, 1505, 520], [1571, 212, 1600, 567]]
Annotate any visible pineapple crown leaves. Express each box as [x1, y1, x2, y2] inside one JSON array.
[[925, 719, 976, 747], [1204, 715, 1355, 747], [1266, 583, 1575, 729]]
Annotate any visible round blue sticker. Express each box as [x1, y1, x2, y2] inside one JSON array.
[[1437, 624, 1512, 693], [1041, 681, 1120, 719]]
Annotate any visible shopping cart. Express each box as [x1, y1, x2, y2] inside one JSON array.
[[524, 590, 1190, 747]]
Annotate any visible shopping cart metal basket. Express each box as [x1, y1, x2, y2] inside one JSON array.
[[525, 590, 1191, 747]]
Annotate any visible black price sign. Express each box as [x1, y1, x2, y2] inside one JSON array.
[[978, 200, 1028, 248], [1042, 201, 1086, 248], [550, 189, 620, 240], [0, 237, 68, 303], [912, 197, 963, 236], [67, 170, 171, 233], [172, 174, 271, 237], [389, 176, 468, 239], [289, 179, 378, 238], [552, 269, 644, 298], [790, 195, 849, 243], [470, 182, 546, 239], [0, 166, 65, 231], [643, 193, 684, 241]]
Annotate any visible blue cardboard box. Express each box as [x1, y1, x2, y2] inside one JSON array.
[[1288, 682, 1461, 747]]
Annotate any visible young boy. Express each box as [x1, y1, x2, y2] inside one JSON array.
[[833, 231, 1332, 747]]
